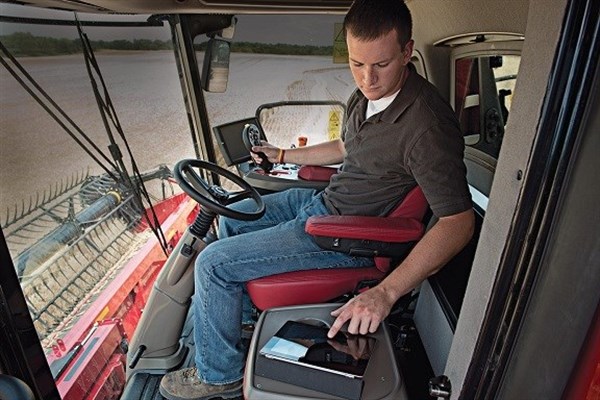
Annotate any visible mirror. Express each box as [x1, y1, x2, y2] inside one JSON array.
[[201, 17, 236, 93], [201, 38, 231, 93]]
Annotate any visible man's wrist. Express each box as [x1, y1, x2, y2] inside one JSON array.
[[378, 280, 406, 306], [277, 148, 286, 164]]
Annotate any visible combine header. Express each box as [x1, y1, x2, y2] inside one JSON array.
[[2, 166, 196, 399], [0, 17, 199, 398]]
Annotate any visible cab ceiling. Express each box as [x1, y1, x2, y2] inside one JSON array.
[[2, 0, 529, 44], [2, 0, 354, 14]]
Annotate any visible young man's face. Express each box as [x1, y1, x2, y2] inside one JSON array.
[[347, 28, 413, 101]]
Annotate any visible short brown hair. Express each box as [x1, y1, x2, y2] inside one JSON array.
[[343, 0, 413, 48]]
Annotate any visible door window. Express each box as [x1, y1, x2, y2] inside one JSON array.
[[454, 54, 520, 159]]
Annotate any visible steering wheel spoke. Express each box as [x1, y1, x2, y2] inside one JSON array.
[[183, 167, 212, 194], [174, 159, 265, 221], [225, 188, 254, 205]]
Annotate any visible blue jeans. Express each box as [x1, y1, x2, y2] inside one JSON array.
[[192, 188, 372, 384]]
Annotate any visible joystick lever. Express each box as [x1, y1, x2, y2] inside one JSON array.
[[242, 123, 273, 172]]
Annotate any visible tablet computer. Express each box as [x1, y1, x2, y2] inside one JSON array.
[[259, 320, 377, 379]]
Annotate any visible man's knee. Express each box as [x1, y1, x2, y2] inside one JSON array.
[[195, 241, 227, 275], [217, 216, 234, 238], [217, 207, 251, 237]]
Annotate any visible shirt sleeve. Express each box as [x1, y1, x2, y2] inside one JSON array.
[[406, 123, 473, 218]]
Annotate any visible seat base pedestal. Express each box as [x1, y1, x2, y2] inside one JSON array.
[[243, 303, 407, 400]]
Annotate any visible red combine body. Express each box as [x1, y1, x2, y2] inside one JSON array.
[[45, 194, 196, 400]]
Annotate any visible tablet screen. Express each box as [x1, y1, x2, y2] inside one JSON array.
[[259, 320, 377, 378]]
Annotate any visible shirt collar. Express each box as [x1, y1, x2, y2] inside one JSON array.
[[356, 62, 423, 124]]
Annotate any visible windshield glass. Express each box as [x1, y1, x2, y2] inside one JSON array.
[[0, 8, 350, 394], [198, 14, 352, 161], [1, 4, 192, 381]]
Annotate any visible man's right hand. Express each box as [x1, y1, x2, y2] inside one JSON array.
[[250, 141, 280, 164], [251, 138, 345, 168]]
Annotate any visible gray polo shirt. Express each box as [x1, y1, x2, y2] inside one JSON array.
[[322, 67, 472, 218]]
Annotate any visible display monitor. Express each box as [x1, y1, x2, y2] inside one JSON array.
[[213, 117, 266, 166]]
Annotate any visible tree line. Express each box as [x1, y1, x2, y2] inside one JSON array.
[[1, 32, 173, 56], [232, 41, 332, 56], [1, 32, 332, 57]]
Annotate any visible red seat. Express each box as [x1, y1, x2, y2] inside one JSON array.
[[247, 184, 429, 311]]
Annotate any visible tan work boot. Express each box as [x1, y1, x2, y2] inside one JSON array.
[[159, 367, 242, 400]]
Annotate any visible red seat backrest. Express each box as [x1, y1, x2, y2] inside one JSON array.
[[387, 185, 428, 219]]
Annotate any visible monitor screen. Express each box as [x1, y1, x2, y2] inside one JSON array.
[[213, 117, 266, 166]]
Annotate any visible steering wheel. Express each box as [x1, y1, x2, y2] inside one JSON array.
[[174, 159, 265, 221]]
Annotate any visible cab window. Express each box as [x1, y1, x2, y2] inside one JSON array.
[[454, 53, 521, 159], [196, 15, 353, 159]]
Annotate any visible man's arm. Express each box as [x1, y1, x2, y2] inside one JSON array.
[[252, 138, 345, 166], [327, 208, 475, 338]]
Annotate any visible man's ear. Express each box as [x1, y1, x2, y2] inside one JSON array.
[[402, 40, 414, 65]]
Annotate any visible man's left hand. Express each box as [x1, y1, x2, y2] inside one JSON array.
[[327, 286, 395, 338]]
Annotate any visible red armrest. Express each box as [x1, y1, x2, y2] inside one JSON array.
[[298, 165, 337, 182], [305, 215, 424, 243]]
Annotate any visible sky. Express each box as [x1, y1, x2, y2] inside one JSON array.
[[0, 3, 343, 45]]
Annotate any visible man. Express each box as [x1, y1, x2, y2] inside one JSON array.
[[160, 0, 474, 399]]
